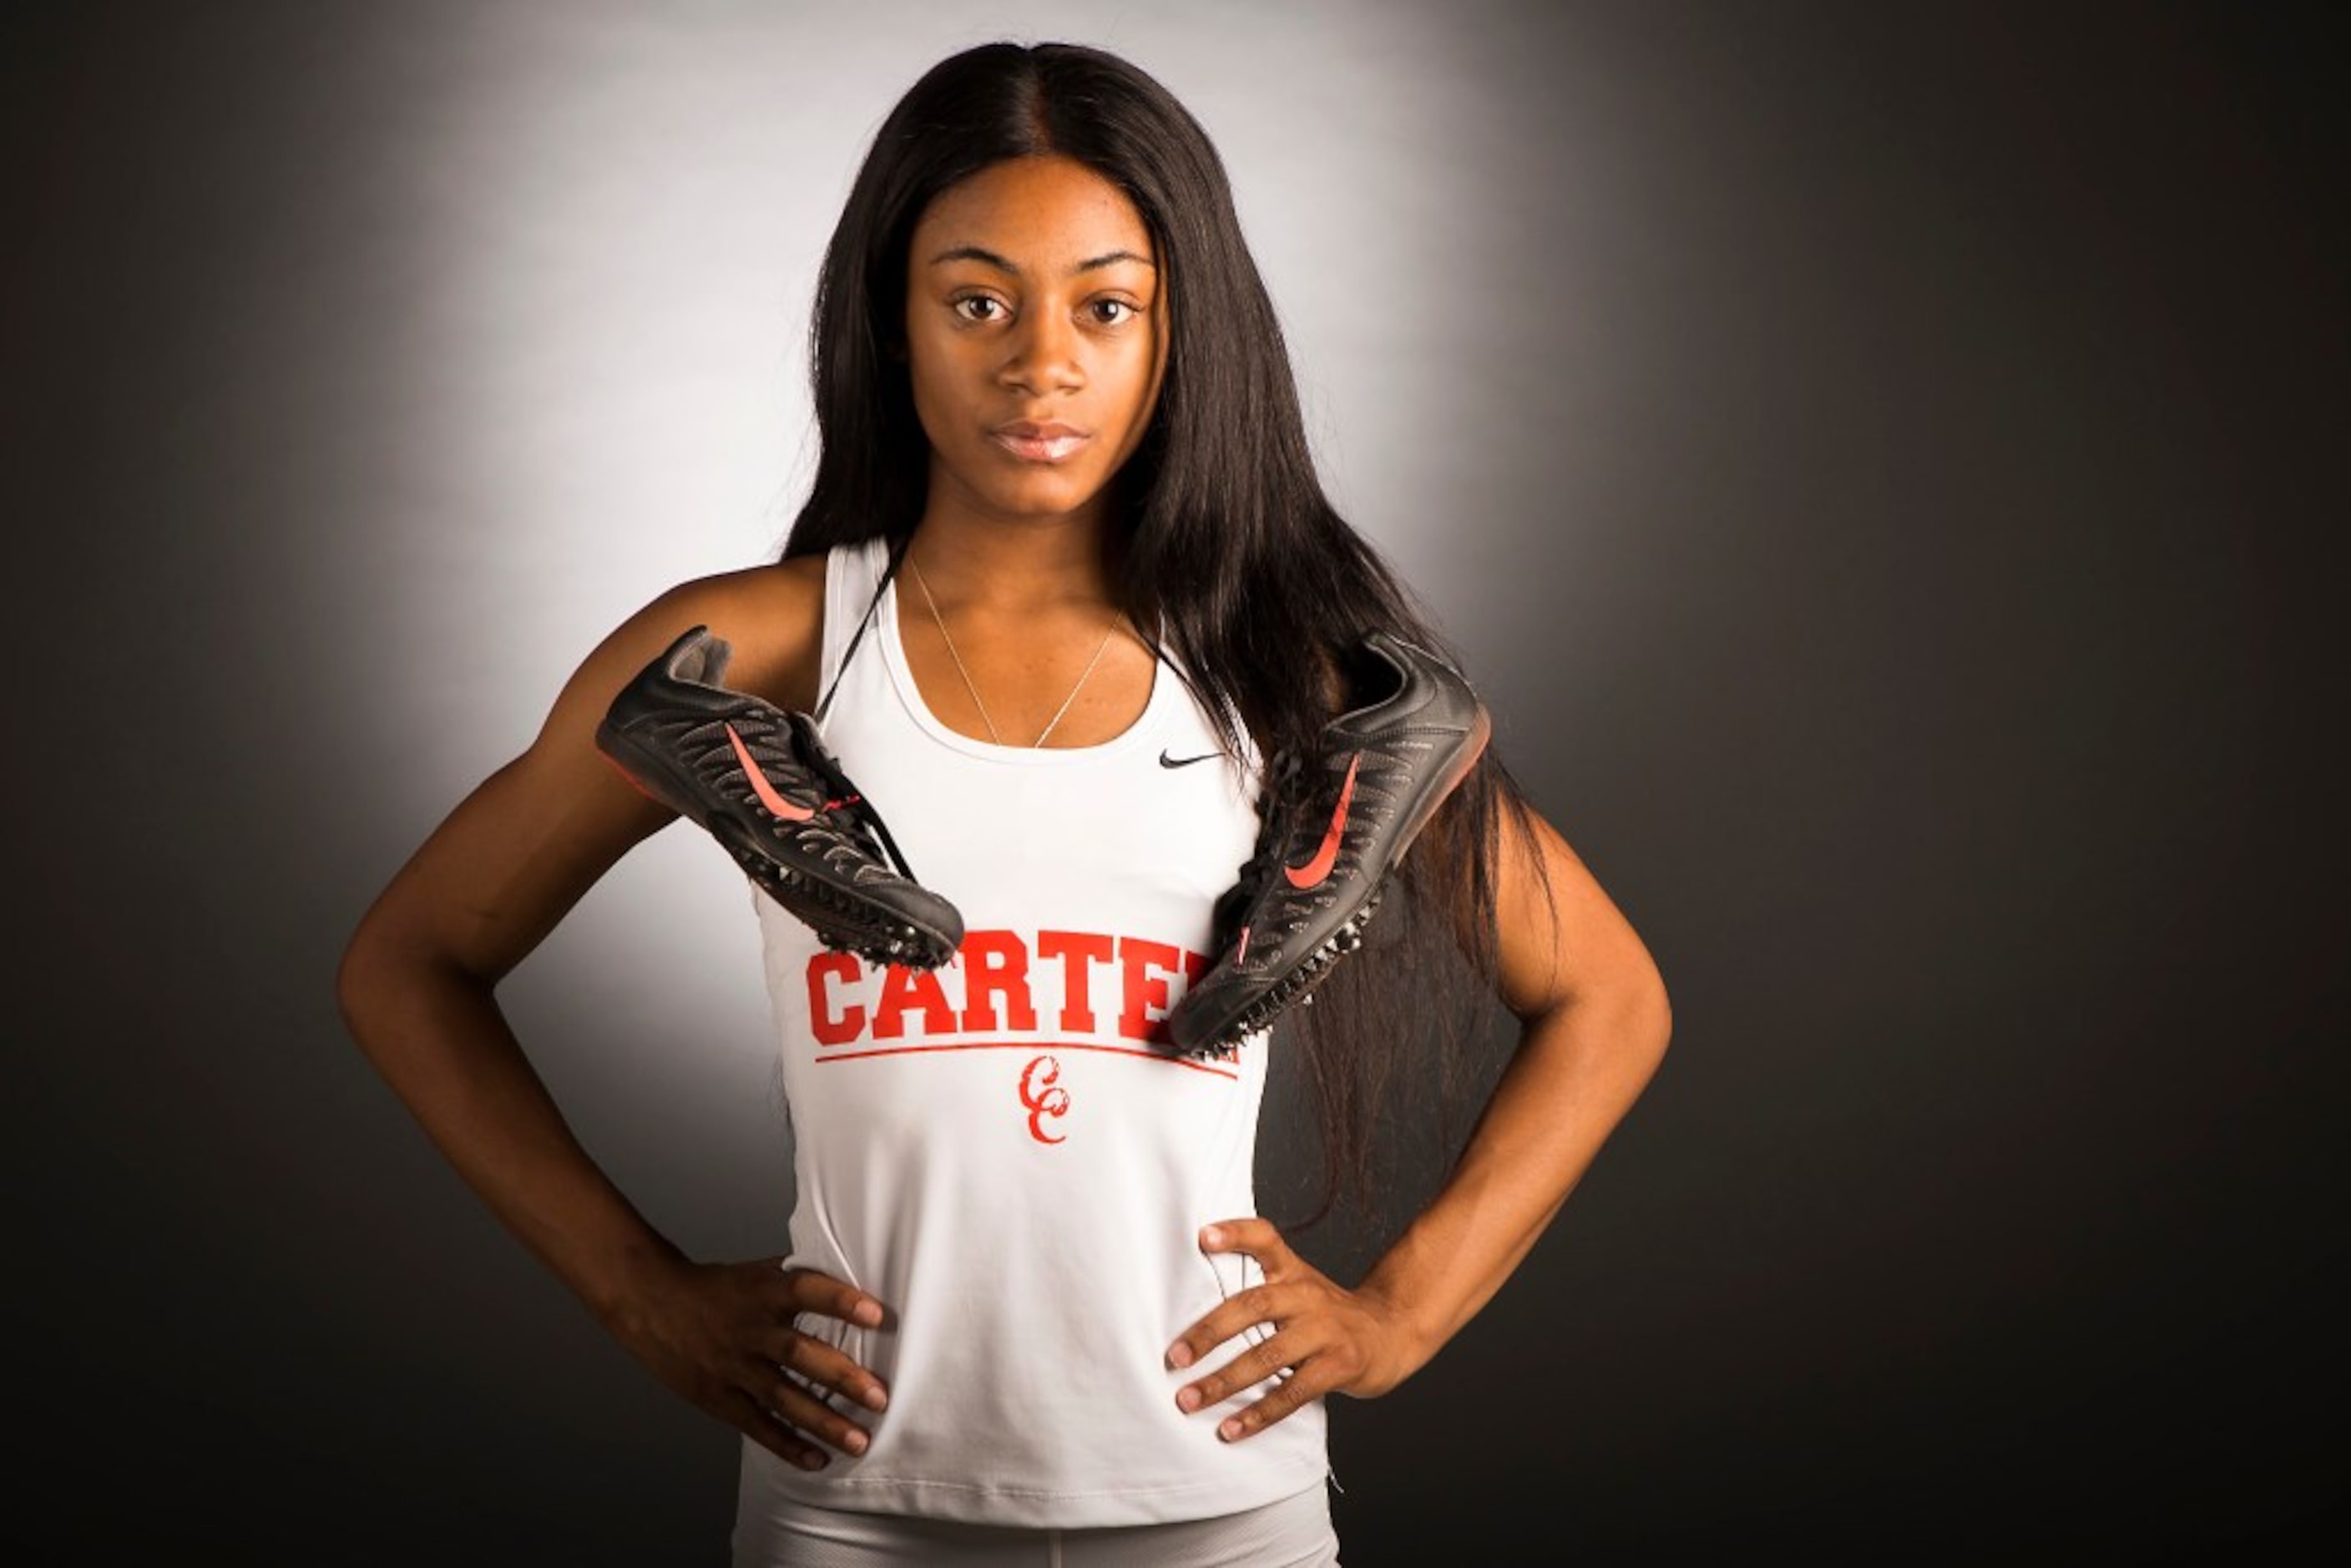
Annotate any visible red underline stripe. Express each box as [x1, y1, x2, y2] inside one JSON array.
[[814, 1039, 1238, 1078]]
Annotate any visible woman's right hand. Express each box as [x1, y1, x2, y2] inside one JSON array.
[[609, 1255, 892, 1472]]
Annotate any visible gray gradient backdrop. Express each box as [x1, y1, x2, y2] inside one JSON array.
[[6, 1, 2342, 1562]]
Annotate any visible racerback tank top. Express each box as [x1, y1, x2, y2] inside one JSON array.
[[741, 534, 1332, 1527]]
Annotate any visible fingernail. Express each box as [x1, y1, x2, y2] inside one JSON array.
[[1166, 1342, 1193, 1368], [798, 1451, 827, 1471], [1176, 1387, 1201, 1412], [1200, 1226, 1223, 1246], [853, 1301, 883, 1327], [842, 1429, 868, 1454], [862, 1384, 889, 1412], [1219, 1418, 1244, 1442]]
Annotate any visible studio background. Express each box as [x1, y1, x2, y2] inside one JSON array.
[[5, 2, 2340, 1562]]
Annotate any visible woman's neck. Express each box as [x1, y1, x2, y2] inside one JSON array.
[[903, 507, 1125, 615]]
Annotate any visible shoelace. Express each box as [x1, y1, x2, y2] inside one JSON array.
[[776, 715, 928, 886], [724, 708, 921, 883]]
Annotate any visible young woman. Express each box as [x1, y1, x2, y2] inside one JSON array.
[[337, 39, 1671, 1566]]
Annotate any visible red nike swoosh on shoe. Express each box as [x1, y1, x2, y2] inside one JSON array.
[[726, 723, 814, 820], [1283, 751, 1360, 889]]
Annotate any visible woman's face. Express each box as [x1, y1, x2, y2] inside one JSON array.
[[902, 154, 1168, 527]]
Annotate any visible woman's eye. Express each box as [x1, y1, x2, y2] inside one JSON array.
[[1091, 300, 1139, 326], [953, 296, 1004, 323]]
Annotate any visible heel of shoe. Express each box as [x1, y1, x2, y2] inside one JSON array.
[[1393, 705, 1492, 867], [594, 721, 695, 822]]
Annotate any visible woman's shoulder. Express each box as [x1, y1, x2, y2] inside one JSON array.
[[643, 551, 830, 715]]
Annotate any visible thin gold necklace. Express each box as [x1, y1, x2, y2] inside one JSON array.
[[907, 552, 1122, 748]]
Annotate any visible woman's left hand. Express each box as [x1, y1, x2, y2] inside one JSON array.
[[1164, 1216, 1422, 1442]]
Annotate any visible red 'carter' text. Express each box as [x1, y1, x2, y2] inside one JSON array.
[[805, 928, 1211, 1049]]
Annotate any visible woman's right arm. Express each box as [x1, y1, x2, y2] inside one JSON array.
[[333, 565, 890, 1471]]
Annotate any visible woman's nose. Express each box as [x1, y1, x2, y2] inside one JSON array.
[[999, 310, 1084, 394]]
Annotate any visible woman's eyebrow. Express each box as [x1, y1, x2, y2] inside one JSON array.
[[926, 245, 1155, 275]]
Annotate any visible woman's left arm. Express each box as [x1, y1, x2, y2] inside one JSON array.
[[1165, 801, 1672, 1440]]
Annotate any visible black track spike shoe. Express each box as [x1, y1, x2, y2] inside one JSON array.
[[594, 624, 964, 969], [1165, 631, 1491, 1060]]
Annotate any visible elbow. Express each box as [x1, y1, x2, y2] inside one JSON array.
[[1631, 941, 1671, 1040], [336, 906, 441, 1050], [1633, 961, 1673, 1079], [1523, 959, 1671, 1080], [335, 914, 392, 1043], [1590, 959, 1671, 1082], [336, 902, 500, 1044]]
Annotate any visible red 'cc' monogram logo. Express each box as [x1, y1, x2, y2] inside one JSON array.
[[1019, 1055, 1070, 1145]]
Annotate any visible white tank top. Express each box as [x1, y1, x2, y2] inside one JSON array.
[[743, 534, 1332, 1527]]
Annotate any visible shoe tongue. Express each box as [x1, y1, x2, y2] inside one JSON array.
[[674, 627, 725, 682]]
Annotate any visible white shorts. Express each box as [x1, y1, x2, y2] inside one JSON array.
[[731, 1471, 1342, 1566]]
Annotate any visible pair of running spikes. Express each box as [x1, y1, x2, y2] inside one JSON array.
[[594, 624, 1491, 1060]]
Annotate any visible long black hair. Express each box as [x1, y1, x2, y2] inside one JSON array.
[[780, 40, 1558, 1238]]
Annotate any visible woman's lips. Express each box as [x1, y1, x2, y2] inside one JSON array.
[[990, 424, 1091, 463]]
